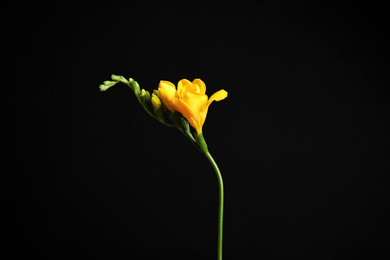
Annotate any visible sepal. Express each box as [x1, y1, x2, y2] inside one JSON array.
[[171, 112, 197, 144], [171, 111, 183, 128]]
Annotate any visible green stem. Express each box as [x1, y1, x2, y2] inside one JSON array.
[[197, 133, 224, 260]]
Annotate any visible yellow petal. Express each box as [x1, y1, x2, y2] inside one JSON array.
[[183, 92, 208, 133], [192, 79, 206, 94], [158, 81, 176, 98], [172, 97, 200, 132], [172, 97, 194, 118], [184, 92, 209, 112], [158, 80, 177, 112], [199, 90, 228, 131], [183, 83, 200, 95], [177, 79, 192, 99], [207, 89, 228, 105], [159, 80, 176, 90]]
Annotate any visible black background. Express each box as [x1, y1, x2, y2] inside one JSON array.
[[3, 1, 389, 259]]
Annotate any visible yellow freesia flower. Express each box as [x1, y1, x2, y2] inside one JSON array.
[[158, 79, 227, 134]]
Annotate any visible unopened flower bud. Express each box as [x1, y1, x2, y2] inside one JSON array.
[[151, 94, 161, 109], [129, 78, 141, 96], [111, 74, 129, 84], [99, 80, 118, 91]]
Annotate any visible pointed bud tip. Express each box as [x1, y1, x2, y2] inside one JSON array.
[[99, 84, 108, 91]]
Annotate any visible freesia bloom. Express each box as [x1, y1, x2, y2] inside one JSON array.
[[158, 79, 227, 134]]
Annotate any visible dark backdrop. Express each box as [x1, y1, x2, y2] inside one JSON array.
[[3, 1, 389, 259]]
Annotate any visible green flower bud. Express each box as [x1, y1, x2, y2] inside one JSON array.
[[139, 89, 150, 105], [99, 80, 118, 91], [129, 78, 141, 96], [111, 74, 129, 84]]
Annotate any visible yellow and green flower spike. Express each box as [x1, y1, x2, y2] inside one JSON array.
[[99, 74, 227, 260]]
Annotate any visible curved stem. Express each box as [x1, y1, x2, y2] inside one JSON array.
[[205, 150, 224, 260], [197, 133, 224, 260]]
